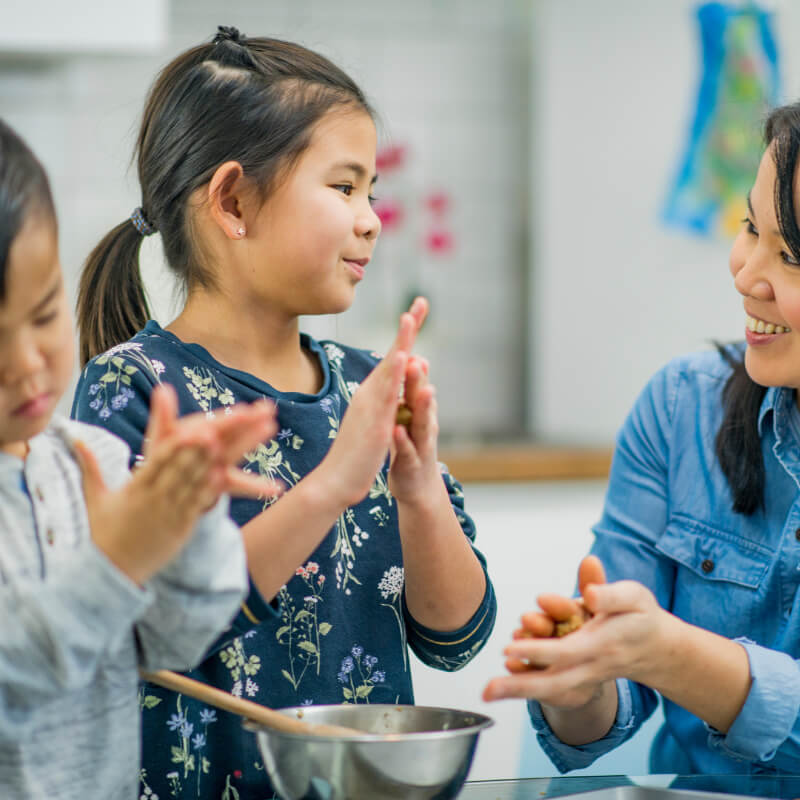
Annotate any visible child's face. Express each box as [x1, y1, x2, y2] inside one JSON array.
[[0, 214, 73, 458], [244, 108, 382, 316]]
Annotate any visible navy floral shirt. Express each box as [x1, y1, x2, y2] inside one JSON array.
[[71, 320, 496, 800]]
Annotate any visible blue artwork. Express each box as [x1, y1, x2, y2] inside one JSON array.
[[663, 2, 780, 237]]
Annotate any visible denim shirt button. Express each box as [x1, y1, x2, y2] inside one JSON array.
[[701, 558, 715, 574]]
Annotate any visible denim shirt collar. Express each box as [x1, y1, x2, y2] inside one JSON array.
[[760, 385, 800, 489]]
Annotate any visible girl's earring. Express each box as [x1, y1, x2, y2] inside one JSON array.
[[236, 226, 246, 238]]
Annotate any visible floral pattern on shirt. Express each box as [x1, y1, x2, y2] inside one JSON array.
[[72, 322, 495, 800]]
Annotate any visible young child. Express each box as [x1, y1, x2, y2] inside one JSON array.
[[0, 117, 280, 799], [71, 26, 496, 799], [484, 101, 800, 778]]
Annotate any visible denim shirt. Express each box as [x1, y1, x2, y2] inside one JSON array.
[[531, 347, 800, 775]]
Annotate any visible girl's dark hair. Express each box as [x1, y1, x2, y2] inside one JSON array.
[[715, 102, 800, 514], [0, 118, 56, 301], [77, 26, 372, 365]]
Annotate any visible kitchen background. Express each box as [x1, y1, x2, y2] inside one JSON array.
[[2, 0, 799, 782]]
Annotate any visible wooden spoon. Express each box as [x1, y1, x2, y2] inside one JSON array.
[[141, 669, 366, 738]]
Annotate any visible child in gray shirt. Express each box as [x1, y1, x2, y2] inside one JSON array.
[[0, 118, 278, 799]]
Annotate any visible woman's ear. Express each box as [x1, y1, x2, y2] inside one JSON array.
[[208, 161, 248, 239]]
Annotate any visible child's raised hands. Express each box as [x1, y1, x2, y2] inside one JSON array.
[[73, 385, 279, 585], [314, 297, 428, 508]]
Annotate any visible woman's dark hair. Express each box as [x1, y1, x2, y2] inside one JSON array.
[[77, 26, 372, 365], [715, 102, 800, 514], [0, 118, 56, 301]]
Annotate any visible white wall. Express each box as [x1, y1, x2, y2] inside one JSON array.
[[528, 0, 800, 445]]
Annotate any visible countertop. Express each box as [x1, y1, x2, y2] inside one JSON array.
[[460, 775, 800, 799], [437, 444, 613, 482]]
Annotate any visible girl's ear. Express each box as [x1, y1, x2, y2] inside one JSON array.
[[208, 161, 247, 239]]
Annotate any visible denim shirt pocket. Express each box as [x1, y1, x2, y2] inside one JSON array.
[[656, 515, 772, 637]]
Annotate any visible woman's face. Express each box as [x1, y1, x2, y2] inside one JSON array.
[[729, 145, 800, 392]]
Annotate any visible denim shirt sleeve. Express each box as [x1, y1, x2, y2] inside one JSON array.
[[705, 638, 800, 768], [527, 679, 656, 772]]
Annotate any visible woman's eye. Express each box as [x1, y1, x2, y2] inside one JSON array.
[[333, 184, 353, 196], [782, 250, 800, 267], [368, 194, 378, 206], [742, 218, 758, 236]]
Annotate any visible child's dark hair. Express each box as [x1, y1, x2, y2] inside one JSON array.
[[0, 118, 56, 301], [77, 26, 372, 365], [715, 101, 800, 515]]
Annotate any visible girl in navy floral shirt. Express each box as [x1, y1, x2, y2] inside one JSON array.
[[71, 26, 495, 800]]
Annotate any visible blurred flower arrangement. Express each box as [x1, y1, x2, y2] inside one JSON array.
[[370, 142, 455, 319]]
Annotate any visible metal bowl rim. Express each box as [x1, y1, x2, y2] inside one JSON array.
[[242, 703, 495, 742]]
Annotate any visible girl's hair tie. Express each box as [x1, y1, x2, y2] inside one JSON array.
[[130, 207, 156, 237], [213, 26, 245, 46]]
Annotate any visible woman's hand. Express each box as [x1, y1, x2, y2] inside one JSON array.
[[75, 385, 279, 584], [314, 297, 428, 508], [483, 556, 669, 708]]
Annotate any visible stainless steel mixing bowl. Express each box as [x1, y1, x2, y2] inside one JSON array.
[[244, 703, 494, 800]]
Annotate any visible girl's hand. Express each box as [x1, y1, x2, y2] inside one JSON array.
[[387, 351, 441, 504], [75, 385, 279, 584], [314, 297, 427, 508], [482, 556, 669, 708], [142, 386, 281, 502]]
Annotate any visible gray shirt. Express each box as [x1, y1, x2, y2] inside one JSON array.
[[0, 416, 247, 799]]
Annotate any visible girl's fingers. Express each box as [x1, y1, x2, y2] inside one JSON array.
[[407, 296, 429, 332], [144, 384, 179, 453], [223, 467, 283, 500], [72, 439, 107, 504]]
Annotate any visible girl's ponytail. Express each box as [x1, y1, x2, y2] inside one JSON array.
[[77, 219, 150, 366]]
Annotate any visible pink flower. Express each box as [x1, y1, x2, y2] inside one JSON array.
[[373, 199, 404, 232], [318, 575, 326, 585], [306, 562, 319, 574], [376, 144, 407, 172], [295, 566, 307, 577], [425, 191, 450, 216], [424, 229, 454, 254]]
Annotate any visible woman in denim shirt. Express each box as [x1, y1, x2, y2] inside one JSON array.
[[484, 101, 800, 777]]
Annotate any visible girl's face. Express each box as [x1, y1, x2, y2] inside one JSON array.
[[730, 146, 800, 392], [241, 108, 381, 316], [0, 214, 73, 458]]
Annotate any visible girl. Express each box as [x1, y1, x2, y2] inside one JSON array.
[[71, 26, 496, 799], [0, 117, 279, 799], [484, 101, 800, 778]]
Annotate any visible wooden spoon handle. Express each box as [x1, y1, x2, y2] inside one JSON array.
[[140, 669, 362, 738]]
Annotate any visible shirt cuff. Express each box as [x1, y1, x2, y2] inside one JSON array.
[[527, 679, 636, 773], [705, 637, 800, 763]]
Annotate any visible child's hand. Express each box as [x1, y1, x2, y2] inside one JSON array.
[[387, 352, 441, 504], [74, 385, 279, 584], [315, 297, 427, 508], [141, 386, 281, 503]]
